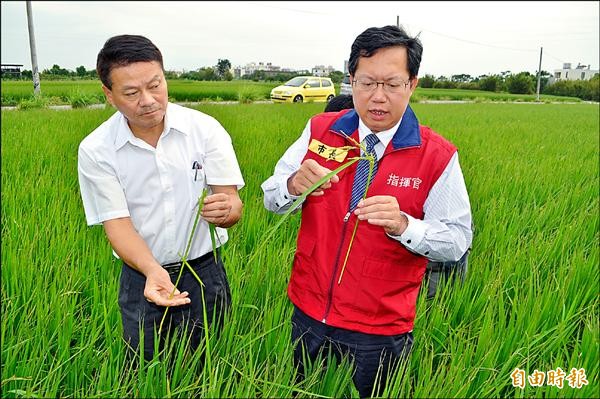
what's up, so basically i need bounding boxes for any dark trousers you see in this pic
[291,306,413,398]
[118,250,231,361]
[424,250,469,299]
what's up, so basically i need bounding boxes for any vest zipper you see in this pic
[322,211,352,323]
[318,133,420,324]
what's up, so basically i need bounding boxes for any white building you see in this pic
[234,62,282,78]
[311,65,335,77]
[553,63,598,81]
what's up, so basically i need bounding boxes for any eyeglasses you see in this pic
[352,78,411,94]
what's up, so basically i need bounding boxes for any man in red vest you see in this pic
[262,25,472,397]
[324,94,472,301]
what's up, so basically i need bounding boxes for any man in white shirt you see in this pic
[78,35,244,361]
[262,26,472,397]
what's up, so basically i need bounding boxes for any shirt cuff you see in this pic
[387,212,426,251]
[275,177,303,209]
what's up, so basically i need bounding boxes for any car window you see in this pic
[321,80,332,87]
[306,79,321,88]
[285,77,308,87]
[342,75,350,84]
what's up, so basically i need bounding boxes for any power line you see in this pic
[544,51,568,64]
[422,28,539,53]
[417,27,586,70]
[416,26,595,68]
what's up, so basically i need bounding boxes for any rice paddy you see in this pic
[1,102,598,398]
[0,79,583,106]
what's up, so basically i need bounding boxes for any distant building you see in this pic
[311,65,335,77]
[1,64,23,78]
[343,60,349,74]
[553,63,598,81]
[234,61,310,78]
[234,61,282,78]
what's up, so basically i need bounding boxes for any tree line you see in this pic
[419,71,599,101]
[3,60,598,101]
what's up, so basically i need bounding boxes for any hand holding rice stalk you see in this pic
[158,189,217,351]
[337,134,376,284]
[251,135,377,286]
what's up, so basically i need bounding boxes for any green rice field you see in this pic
[0,79,583,106]
[1,102,598,398]
[0,80,276,105]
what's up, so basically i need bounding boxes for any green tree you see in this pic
[537,70,552,92]
[419,74,435,88]
[433,75,457,89]
[216,59,231,79]
[180,70,197,80]
[45,64,70,76]
[164,70,180,80]
[451,73,472,83]
[199,67,218,81]
[478,74,501,92]
[272,72,297,82]
[248,70,266,81]
[543,74,599,101]
[506,72,535,94]
[76,65,87,77]
[328,70,344,84]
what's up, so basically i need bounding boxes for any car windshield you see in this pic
[285,77,308,87]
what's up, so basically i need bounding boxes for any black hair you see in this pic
[324,94,354,112]
[96,34,163,89]
[348,25,423,79]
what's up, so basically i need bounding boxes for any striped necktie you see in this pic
[349,134,379,210]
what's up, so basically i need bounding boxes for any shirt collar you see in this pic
[358,117,400,149]
[330,106,421,150]
[113,102,189,150]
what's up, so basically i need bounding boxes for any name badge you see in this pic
[308,139,351,162]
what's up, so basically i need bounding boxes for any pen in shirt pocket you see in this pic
[192,161,202,181]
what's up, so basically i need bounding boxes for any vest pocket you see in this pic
[361,258,424,282]
[290,237,325,301]
[291,237,316,283]
[346,259,421,320]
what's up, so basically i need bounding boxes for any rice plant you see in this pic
[1,102,598,398]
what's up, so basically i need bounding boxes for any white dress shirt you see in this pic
[78,102,245,264]
[261,117,472,262]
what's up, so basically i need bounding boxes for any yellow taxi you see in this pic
[270,76,336,103]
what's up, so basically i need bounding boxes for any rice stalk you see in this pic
[158,188,212,334]
[336,132,376,284]
[248,157,361,266]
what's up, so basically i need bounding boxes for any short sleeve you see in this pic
[77,143,130,225]
[203,118,245,189]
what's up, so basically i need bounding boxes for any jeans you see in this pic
[291,306,413,398]
[118,251,231,361]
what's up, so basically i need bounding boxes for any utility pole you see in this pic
[26,1,41,96]
[396,15,399,27]
[536,46,543,102]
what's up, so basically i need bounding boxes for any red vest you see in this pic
[288,107,457,335]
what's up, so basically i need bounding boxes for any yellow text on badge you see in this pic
[308,139,351,162]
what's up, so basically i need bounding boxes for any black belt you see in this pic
[162,249,220,276]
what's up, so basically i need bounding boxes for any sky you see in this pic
[1,1,599,78]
